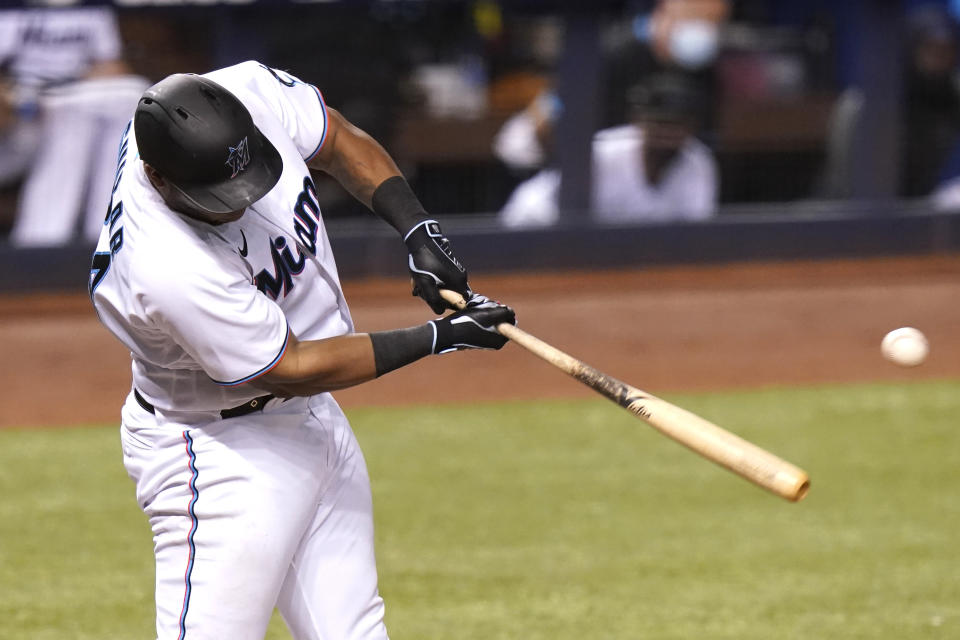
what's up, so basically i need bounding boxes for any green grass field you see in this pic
[2,380,959,639]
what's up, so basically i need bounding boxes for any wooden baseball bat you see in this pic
[441,289,810,502]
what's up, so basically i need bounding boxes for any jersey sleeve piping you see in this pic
[211,323,290,386]
[304,85,329,162]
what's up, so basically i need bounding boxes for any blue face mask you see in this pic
[668,19,720,69]
[633,15,720,70]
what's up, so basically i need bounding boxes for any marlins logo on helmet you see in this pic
[226,136,251,178]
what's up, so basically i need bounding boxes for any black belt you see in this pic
[134,388,275,420]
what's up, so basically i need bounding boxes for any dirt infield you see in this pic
[1,255,958,428]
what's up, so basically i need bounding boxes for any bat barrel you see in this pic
[626,396,810,502]
[505,322,811,501]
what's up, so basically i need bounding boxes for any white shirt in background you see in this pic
[0,7,121,90]
[500,124,718,227]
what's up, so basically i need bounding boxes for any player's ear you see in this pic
[143,163,166,189]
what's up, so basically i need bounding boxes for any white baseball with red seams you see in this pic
[881,327,930,367]
[91,61,387,639]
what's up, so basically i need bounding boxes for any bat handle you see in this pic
[439,289,519,338]
[439,288,469,310]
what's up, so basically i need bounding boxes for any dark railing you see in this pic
[2,199,957,294]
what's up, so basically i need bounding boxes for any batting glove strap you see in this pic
[429,298,515,354]
[404,219,470,314]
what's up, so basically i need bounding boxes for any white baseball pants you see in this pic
[119,392,389,640]
[10,75,148,247]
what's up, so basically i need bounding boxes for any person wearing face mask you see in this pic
[636,0,724,70]
[602,0,728,130]
[492,0,728,175]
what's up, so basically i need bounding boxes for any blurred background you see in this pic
[1,0,960,287]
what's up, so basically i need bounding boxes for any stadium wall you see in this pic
[1,202,958,293]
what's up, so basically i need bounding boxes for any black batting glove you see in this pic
[404,219,471,314]
[429,294,516,354]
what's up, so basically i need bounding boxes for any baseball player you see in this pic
[0,6,147,246]
[89,61,515,640]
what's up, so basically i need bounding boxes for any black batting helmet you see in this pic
[134,74,283,214]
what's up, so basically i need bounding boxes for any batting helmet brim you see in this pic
[169,127,284,215]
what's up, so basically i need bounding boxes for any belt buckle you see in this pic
[220,394,274,420]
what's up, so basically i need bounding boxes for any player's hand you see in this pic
[430,294,515,353]
[404,219,470,314]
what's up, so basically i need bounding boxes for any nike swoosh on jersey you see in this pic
[238,229,249,257]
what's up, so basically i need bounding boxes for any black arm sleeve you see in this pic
[370,176,429,235]
[368,324,435,377]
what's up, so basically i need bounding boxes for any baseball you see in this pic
[881,327,929,367]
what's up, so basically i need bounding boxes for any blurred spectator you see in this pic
[499,72,717,227]
[0,6,148,246]
[822,3,960,200]
[902,3,960,198]
[492,0,729,175]
[488,14,564,172]
[643,0,728,66]
[491,88,560,172]
[603,0,729,129]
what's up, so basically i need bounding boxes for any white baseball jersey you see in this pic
[0,8,122,90]
[91,61,353,414]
